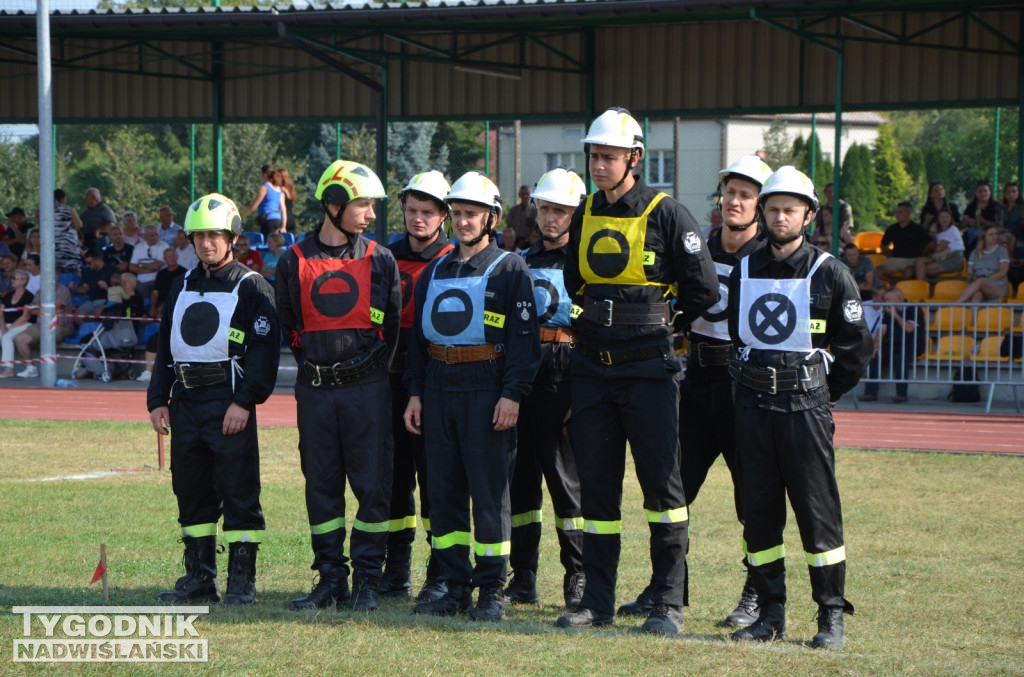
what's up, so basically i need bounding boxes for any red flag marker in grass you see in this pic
[90,543,109,601]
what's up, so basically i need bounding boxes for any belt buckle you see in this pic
[443,345,457,365]
[176,362,193,388]
[598,350,613,366]
[310,363,324,387]
[600,299,614,327]
[766,365,778,395]
[696,344,708,368]
[798,365,812,391]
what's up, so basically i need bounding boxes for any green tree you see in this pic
[0,135,40,216]
[432,122,485,181]
[791,132,834,190]
[761,117,795,168]
[841,143,878,233]
[901,146,927,208]
[93,126,163,222]
[872,124,912,225]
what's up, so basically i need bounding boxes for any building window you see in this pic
[546,153,585,172]
[646,150,674,188]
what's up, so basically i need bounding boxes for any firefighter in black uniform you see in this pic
[555,108,719,635]
[404,171,541,622]
[277,160,402,613]
[505,167,587,609]
[727,166,872,649]
[618,156,773,626]
[148,193,279,606]
[381,171,454,601]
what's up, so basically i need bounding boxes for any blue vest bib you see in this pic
[530,268,571,327]
[423,251,509,345]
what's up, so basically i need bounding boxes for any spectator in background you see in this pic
[842,242,879,296]
[24,254,41,295]
[877,202,933,285]
[116,271,146,318]
[157,206,183,248]
[861,287,926,403]
[955,224,1010,303]
[914,208,964,281]
[702,207,723,240]
[242,164,287,236]
[506,185,538,249]
[54,189,84,273]
[1008,201,1024,293]
[499,228,521,254]
[961,180,1002,254]
[103,225,134,273]
[0,254,18,295]
[260,233,285,283]
[121,211,144,246]
[20,226,40,265]
[173,230,200,270]
[149,248,186,319]
[73,249,117,316]
[809,232,832,252]
[4,207,32,258]
[128,225,169,298]
[1,269,34,378]
[234,234,264,274]
[106,273,126,306]
[279,169,298,233]
[13,280,73,378]
[814,182,854,245]
[1000,181,1023,245]
[919,182,961,232]
[80,188,116,248]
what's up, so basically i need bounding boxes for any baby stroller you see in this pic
[71,316,138,382]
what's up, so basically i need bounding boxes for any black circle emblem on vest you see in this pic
[430,289,474,337]
[180,301,220,347]
[701,272,732,323]
[399,270,415,313]
[748,293,797,345]
[586,228,630,279]
[534,278,559,324]
[311,271,359,318]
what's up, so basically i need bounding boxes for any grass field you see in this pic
[0,418,1022,676]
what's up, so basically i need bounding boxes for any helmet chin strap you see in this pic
[608,148,639,193]
[460,212,495,249]
[190,232,234,271]
[322,198,360,241]
[410,223,443,243]
[541,229,570,243]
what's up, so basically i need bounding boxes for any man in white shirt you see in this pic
[174,230,201,270]
[129,225,169,297]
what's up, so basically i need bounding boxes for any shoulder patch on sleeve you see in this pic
[842,299,863,324]
[254,316,272,336]
[683,231,702,254]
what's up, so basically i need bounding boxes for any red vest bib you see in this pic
[396,244,454,329]
[295,239,381,332]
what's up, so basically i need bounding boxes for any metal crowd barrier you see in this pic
[856,300,1024,413]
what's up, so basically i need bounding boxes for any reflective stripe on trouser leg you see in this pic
[223,529,264,544]
[181,523,218,538]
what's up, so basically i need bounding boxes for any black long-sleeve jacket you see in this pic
[728,239,873,411]
[564,177,719,351]
[385,231,453,360]
[404,240,541,403]
[146,259,280,412]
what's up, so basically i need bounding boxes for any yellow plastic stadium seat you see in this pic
[935,259,968,280]
[867,253,886,268]
[928,306,970,333]
[926,335,975,362]
[973,307,1013,334]
[1011,285,1024,304]
[971,336,1009,363]
[930,280,968,302]
[855,231,884,254]
[896,280,930,303]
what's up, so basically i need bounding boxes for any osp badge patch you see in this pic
[842,299,863,324]
[683,231,702,254]
[254,316,272,336]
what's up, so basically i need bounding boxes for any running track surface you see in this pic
[1,388,1021,455]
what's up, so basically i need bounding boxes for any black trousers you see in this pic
[170,396,264,539]
[679,373,743,519]
[423,385,515,589]
[509,379,583,576]
[569,353,688,615]
[735,398,847,608]
[295,377,394,578]
[388,372,432,550]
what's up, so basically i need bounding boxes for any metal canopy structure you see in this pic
[0,1,1023,124]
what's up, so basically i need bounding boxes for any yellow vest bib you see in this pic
[578,192,668,287]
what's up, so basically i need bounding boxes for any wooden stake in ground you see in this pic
[89,543,109,601]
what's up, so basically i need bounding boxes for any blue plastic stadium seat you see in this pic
[242,231,265,247]
[281,232,296,247]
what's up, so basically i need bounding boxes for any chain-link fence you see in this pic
[1,108,1019,244]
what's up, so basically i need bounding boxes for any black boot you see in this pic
[503,569,540,605]
[617,586,653,617]
[380,542,413,598]
[811,602,853,650]
[723,572,760,627]
[157,536,220,603]
[350,571,380,612]
[563,572,585,609]
[290,564,350,610]
[555,607,615,629]
[641,604,684,635]
[469,585,506,622]
[731,602,787,642]
[415,554,448,603]
[223,543,258,606]
[413,583,472,616]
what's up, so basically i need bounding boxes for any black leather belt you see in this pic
[305,343,389,386]
[728,360,827,395]
[692,342,735,368]
[174,362,229,389]
[579,344,667,367]
[579,299,674,327]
